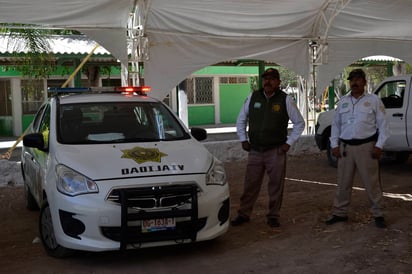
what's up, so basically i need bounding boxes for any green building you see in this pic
[0,35,262,136]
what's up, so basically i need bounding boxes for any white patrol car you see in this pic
[21,86,230,257]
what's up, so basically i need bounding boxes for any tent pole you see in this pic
[258,61,265,89]
[328,84,335,110]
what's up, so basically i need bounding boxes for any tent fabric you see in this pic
[0,0,134,66]
[0,0,132,28]
[144,0,412,98]
[316,39,412,89]
[0,34,111,55]
[144,0,320,97]
[144,34,309,97]
[2,0,412,98]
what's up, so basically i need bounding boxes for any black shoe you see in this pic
[267,218,280,227]
[231,215,250,226]
[375,217,387,228]
[325,215,348,225]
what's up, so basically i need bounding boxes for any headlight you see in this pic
[206,158,227,186]
[56,165,98,196]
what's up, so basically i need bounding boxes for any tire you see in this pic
[326,141,337,168]
[39,200,75,258]
[24,182,39,210]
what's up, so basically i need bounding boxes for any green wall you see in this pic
[1,62,121,78]
[219,83,251,124]
[0,67,20,76]
[22,115,35,131]
[189,66,256,126]
[188,105,215,126]
[0,116,13,136]
[194,66,258,75]
[0,64,257,134]
[0,116,34,136]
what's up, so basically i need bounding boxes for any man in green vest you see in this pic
[231,68,305,227]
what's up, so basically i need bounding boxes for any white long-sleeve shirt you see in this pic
[330,93,389,149]
[236,92,305,146]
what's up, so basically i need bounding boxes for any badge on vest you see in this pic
[272,104,281,112]
[254,102,262,108]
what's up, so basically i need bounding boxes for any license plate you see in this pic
[141,218,176,233]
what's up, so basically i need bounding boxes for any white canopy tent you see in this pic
[2,0,412,99]
[1,0,133,66]
[143,0,412,98]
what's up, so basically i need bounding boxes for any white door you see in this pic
[375,79,410,150]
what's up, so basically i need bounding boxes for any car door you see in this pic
[22,104,45,200]
[375,79,410,149]
[23,104,51,204]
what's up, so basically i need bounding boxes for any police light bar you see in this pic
[48,87,92,93]
[47,86,152,96]
[115,86,151,95]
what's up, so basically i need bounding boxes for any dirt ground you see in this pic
[1,152,411,274]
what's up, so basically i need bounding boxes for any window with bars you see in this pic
[21,79,45,115]
[186,77,213,104]
[220,77,248,84]
[47,79,66,88]
[102,78,121,87]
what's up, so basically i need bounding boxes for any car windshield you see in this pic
[58,101,190,144]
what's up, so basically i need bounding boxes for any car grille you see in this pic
[105,184,201,249]
[106,185,197,209]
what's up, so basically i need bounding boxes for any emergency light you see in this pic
[47,86,151,96]
[115,86,151,95]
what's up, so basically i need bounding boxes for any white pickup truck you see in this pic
[315,74,412,166]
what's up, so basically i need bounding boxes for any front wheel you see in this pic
[39,200,75,258]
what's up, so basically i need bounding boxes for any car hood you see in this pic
[54,140,213,180]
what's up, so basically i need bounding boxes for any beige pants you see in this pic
[238,147,286,219]
[332,141,384,218]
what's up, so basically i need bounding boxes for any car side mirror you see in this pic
[190,127,207,141]
[23,133,47,152]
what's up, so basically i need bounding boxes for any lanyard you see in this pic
[350,94,364,113]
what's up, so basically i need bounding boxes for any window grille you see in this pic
[21,79,45,115]
[220,77,248,84]
[186,77,213,104]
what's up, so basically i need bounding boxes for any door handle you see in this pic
[392,113,403,117]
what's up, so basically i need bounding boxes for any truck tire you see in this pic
[326,141,338,168]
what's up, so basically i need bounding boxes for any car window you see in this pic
[376,80,406,109]
[31,104,47,132]
[58,102,190,144]
[37,105,51,148]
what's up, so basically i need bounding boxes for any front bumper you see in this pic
[49,176,230,252]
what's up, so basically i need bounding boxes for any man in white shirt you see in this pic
[326,68,390,228]
[231,68,305,228]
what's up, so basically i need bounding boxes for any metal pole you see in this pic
[61,44,99,88]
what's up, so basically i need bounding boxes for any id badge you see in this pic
[348,115,355,124]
